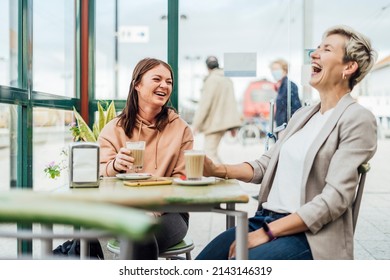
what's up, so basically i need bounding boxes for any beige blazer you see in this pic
[249,94,377,259]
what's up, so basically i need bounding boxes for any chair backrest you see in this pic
[0,190,158,259]
[352,163,370,233]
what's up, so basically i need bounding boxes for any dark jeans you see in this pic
[196,209,313,260]
[133,212,188,260]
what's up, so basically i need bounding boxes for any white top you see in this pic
[262,108,334,213]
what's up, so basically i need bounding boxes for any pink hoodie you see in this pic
[98,109,194,177]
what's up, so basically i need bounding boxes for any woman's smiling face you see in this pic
[310,34,348,91]
[135,64,173,109]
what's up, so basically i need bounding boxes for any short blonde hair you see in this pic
[323,25,377,90]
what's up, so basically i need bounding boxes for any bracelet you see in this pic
[263,222,277,241]
[222,164,228,180]
[112,158,121,173]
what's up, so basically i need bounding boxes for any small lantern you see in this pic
[69,142,100,188]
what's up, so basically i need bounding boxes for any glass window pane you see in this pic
[0,103,17,191]
[179,0,302,125]
[95,0,168,100]
[179,0,390,131]
[33,108,73,191]
[0,0,19,87]
[33,0,75,96]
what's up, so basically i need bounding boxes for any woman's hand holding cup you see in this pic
[114,147,135,172]
[203,156,217,177]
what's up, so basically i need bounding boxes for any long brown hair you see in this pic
[117,58,175,137]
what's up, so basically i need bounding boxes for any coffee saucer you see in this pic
[116,173,152,180]
[173,177,216,186]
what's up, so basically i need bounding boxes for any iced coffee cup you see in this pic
[184,150,205,180]
[126,141,145,171]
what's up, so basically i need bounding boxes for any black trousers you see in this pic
[133,212,188,260]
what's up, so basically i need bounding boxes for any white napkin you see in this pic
[72,148,98,182]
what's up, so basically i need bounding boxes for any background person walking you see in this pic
[192,56,242,163]
[270,58,302,128]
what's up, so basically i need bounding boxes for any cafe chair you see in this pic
[352,163,370,233]
[0,190,158,260]
[159,235,195,260]
[106,234,195,260]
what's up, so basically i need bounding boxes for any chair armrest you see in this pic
[353,162,371,233]
[358,163,370,174]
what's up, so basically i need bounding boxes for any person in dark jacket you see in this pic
[270,59,302,127]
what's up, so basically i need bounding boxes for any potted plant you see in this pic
[44,101,116,179]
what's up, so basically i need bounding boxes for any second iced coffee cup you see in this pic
[184,150,205,180]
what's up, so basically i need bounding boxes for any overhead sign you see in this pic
[118,26,149,43]
[224,52,257,77]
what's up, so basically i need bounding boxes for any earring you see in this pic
[342,73,346,80]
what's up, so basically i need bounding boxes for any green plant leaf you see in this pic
[106,101,117,124]
[97,101,106,132]
[93,121,99,139]
[73,107,97,142]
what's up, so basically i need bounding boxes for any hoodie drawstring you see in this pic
[136,119,161,170]
[154,130,161,169]
[137,120,142,141]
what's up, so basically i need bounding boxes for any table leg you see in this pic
[119,237,134,260]
[40,224,53,258]
[226,203,236,229]
[213,208,248,260]
[80,228,88,259]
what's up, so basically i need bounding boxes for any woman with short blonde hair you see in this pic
[197,25,377,260]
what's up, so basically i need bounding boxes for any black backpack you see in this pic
[53,239,104,259]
